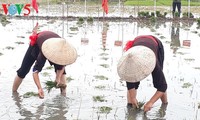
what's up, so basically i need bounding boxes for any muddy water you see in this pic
[0,19,200,120]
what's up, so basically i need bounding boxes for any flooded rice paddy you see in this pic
[0,17,200,120]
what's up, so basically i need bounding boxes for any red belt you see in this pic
[124,35,158,51]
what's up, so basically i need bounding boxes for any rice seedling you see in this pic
[23,92,38,98]
[44,80,57,93]
[99,53,109,56]
[94,75,108,80]
[184,58,195,62]
[99,106,112,114]
[128,101,145,111]
[67,76,74,82]
[41,72,51,77]
[138,101,145,109]
[182,82,192,88]
[0,52,3,56]
[95,85,106,90]
[194,67,200,70]
[5,46,14,50]
[101,57,109,61]
[15,41,24,44]
[99,64,109,68]
[93,95,107,102]
[45,66,54,70]
[70,26,79,31]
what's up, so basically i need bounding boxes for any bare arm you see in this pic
[144,91,166,112]
[128,88,139,108]
[33,72,44,99]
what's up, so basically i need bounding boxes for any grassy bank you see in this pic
[124,0,200,6]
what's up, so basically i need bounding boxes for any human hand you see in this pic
[38,88,44,99]
[143,101,153,112]
[131,98,139,109]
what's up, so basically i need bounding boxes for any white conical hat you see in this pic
[42,38,77,65]
[117,46,156,83]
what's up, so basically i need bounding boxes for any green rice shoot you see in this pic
[44,80,57,93]
[23,92,38,98]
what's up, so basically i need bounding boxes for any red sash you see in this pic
[124,35,158,51]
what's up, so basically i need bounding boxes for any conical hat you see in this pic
[42,38,77,65]
[117,46,156,83]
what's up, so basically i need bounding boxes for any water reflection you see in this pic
[127,103,168,120]
[1,19,200,120]
[43,95,69,119]
[127,108,148,120]
[170,20,181,55]
[102,21,108,49]
[12,92,69,119]
[81,23,89,45]
[12,92,45,119]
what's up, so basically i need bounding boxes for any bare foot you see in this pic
[56,83,67,88]
[60,86,66,96]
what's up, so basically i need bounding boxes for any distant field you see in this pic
[124,0,200,6]
[1,0,200,6]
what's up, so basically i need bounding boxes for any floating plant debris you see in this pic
[23,92,38,98]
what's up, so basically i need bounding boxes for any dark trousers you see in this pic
[172,2,181,17]
[17,45,66,78]
[17,45,36,78]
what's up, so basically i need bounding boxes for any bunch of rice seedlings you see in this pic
[138,101,145,109]
[44,80,57,93]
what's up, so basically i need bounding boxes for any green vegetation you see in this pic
[5,46,14,50]
[23,92,38,98]
[94,75,108,80]
[99,64,109,68]
[95,85,106,89]
[99,106,112,114]
[67,76,74,82]
[197,18,200,25]
[93,95,107,102]
[182,82,192,88]
[124,0,200,6]
[45,66,54,70]
[44,80,57,93]
[41,72,51,77]
[1,0,200,6]
[87,17,94,23]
